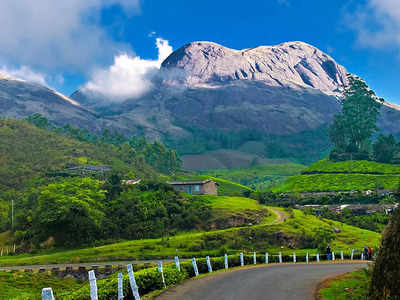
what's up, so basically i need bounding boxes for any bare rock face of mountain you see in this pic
[0,73,101,130]
[161,41,348,96]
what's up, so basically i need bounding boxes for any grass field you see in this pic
[272,173,400,193]
[201,162,306,190]
[318,269,369,300]
[272,159,400,192]
[0,271,84,300]
[304,159,400,174]
[0,204,380,267]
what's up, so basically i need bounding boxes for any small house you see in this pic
[167,179,218,195]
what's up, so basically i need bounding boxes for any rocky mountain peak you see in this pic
[161,41,348,96]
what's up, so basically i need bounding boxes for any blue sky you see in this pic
[1,0,399,103]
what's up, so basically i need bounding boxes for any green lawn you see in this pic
[0,207,380,267]
[272,158,400,192]
[304,159,400,174]
[201,162,306,190]
[319,269,369,300]
[0,271,84,300]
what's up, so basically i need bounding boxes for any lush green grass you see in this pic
[0,271,84,300]
[272,173,400,193]
[319,269,369,300]
[0,207,380,267]
[201,162,306,190]
[304,159,400,174]
[272,159,400,192]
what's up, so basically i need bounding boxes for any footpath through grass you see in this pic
[318,269,369,300]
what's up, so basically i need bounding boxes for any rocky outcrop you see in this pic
[161,41,348,96]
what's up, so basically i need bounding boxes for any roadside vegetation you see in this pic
[0,271,84,300]
[318,269,370,300]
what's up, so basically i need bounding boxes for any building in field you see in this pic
[167,179,218,195]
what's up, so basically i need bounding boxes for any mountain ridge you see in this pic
[1,41,400,169]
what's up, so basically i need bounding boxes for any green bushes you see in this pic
[64,266,186,300]
[61,252,360,299]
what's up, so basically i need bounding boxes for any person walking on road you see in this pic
[368,246,373,260]
[326,245,332,261]
[364,246,369,260]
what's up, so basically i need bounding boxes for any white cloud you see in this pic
[347,0,400,50]
[0,66,47,86]
[0,0,141,73]
[277,0,290,7]
[84,38,173,101]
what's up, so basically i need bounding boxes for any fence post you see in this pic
[240,252,244,267]
[224,254,229,270]
[1,248,2,256]
[127,264,141,300]
[341,251,344,260]
[206,256,213,273]
[41,288,55,300]
[158,261,166,288]
[265,253,269,264]
[174,256,181,272]
[332,252,335,261]
[88,270,98,300]
[118,272,124,300]
[361,253,364,260]
[316,253,320,262]
[306,253,309,264]
[351,249,354,261]
[293,253,296,263]
[192,258,199,276]
[253,252,257,265]
[278,252,282,264]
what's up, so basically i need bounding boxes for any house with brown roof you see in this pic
[167,179,218,195]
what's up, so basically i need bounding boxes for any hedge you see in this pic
[61,252,360,299]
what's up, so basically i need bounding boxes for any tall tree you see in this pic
[329,75,382,158]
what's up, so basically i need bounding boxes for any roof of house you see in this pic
[167,179,214,185]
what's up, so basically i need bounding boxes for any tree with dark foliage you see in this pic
[369,208,400,299]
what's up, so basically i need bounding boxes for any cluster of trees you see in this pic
[249,189,400,208]
[12,177,213,248]
[26,114,181,175]
[305,206,390,233]
[329,75,400,163]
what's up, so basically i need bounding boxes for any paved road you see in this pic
[156,263,367,300]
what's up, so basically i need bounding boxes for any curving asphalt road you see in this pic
[156,263,367,300]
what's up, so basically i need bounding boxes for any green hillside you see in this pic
[272,159,400,193]
[0,118,161,193]
[0,202,380,267]
[201,162,306,190]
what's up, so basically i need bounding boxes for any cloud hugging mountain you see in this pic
[1,41,400,169]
